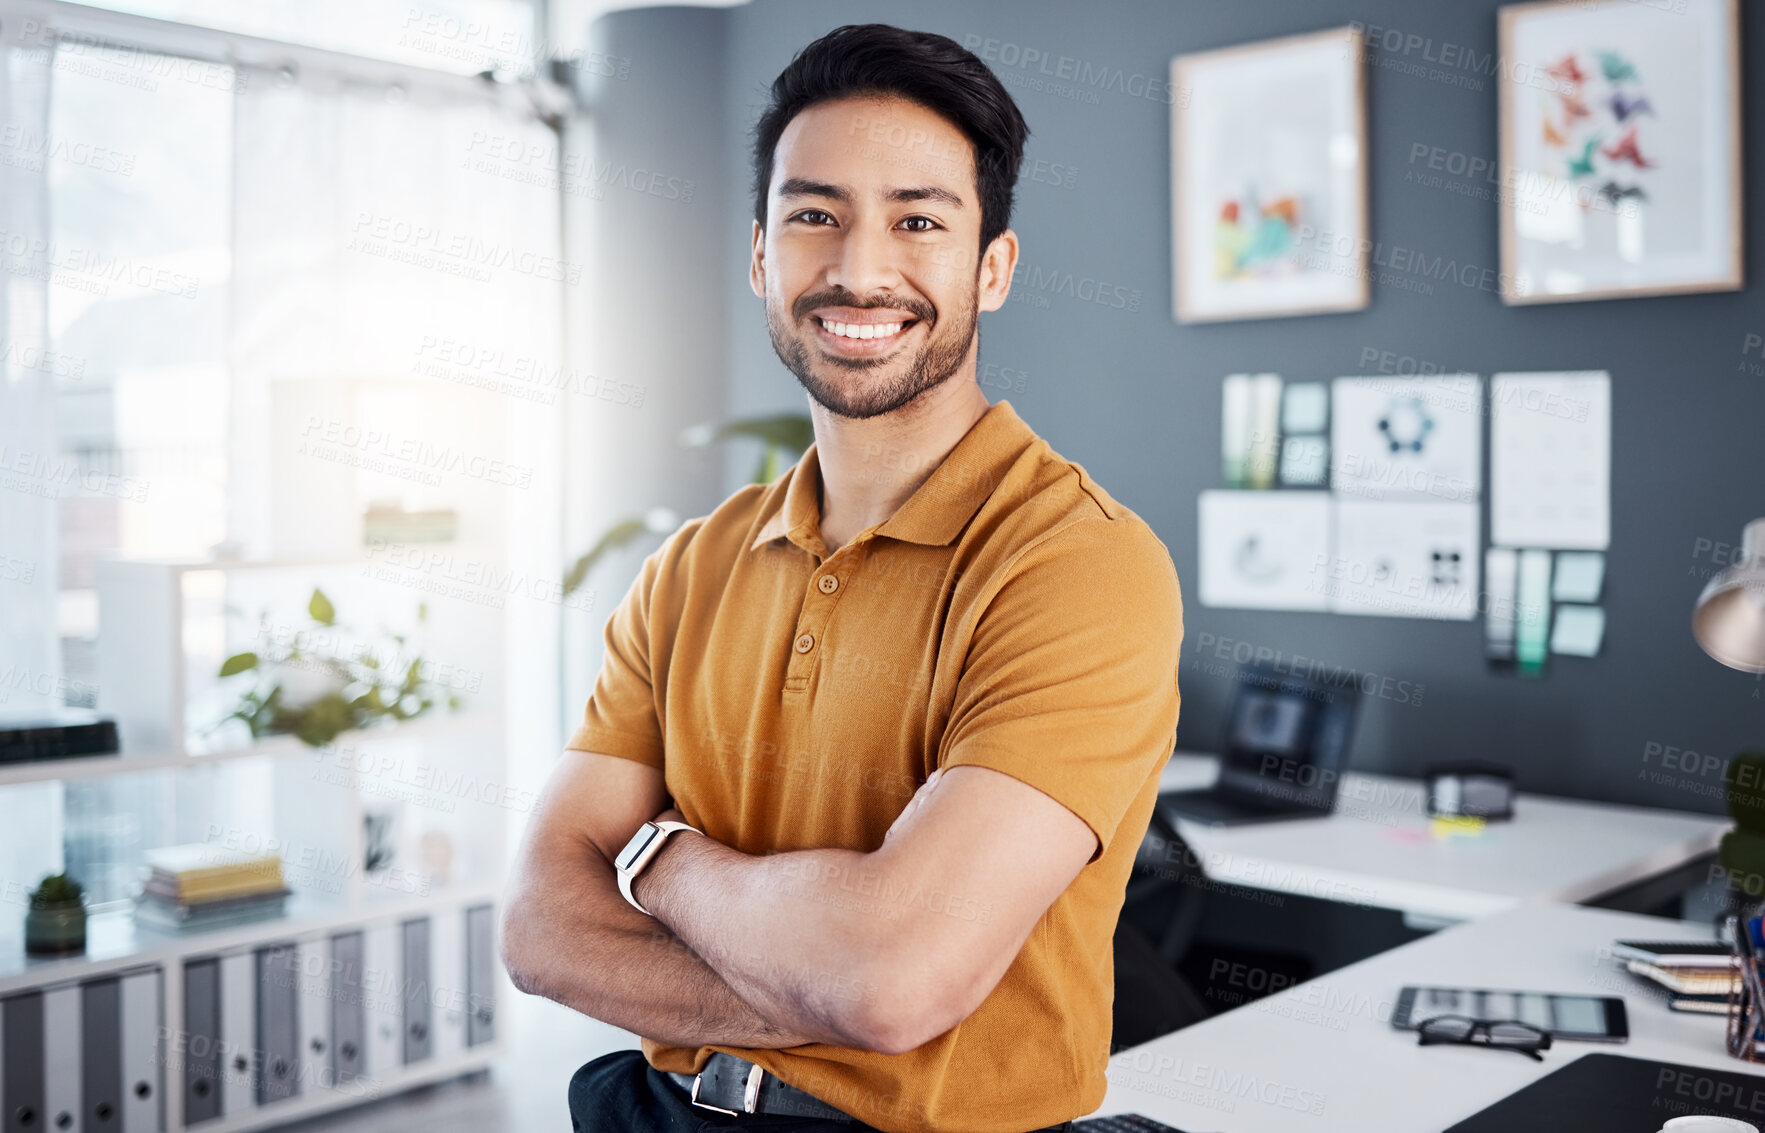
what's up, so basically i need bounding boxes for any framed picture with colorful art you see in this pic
[1171,26,1369,324]
[1498,0,1742,304]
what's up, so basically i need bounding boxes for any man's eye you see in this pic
[794,210,835,225]
[899,216,940,233]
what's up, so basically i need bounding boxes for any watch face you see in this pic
[615,824,659,871]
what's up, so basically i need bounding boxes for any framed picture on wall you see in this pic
[1171,26,1369,324]
[1497,0,1742,304]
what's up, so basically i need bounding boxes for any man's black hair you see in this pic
[751,24,1030,253]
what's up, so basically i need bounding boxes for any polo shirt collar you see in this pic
[748,399,1034,553]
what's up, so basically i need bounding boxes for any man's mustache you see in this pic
[792,290,936,325]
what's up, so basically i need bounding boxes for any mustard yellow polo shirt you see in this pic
[567,398,1182,1132]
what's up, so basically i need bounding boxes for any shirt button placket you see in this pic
[786,567,844,691]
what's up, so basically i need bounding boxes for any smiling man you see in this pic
[502,23,1182,1133]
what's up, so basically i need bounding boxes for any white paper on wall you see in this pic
[1198,490,1331,611]
[1330,375,1483,504]
[1325,499,1482,620]
[1491,372,1611,550]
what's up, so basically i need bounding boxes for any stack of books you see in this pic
[135,844,291,932]
[1617,942,1741,1015]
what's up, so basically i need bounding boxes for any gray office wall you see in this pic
[590,0,1765,812]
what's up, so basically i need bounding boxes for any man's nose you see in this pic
[826,222,903,296]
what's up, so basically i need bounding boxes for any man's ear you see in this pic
[976,229,1019,314]
[749,219,766,299]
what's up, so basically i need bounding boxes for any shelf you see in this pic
[0,879,500,996]
[194,1047,502,1133]
[0,711,492,788]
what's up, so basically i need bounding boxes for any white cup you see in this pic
[1660,1118,1761,1133]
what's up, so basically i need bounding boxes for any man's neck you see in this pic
[811,376,992,554]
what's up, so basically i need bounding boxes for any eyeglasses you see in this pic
[1416,1015,1553,1061]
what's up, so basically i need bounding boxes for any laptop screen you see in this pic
[1215,666,1360,811]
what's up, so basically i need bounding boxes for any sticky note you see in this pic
[1552,551,1605,603]
[1517,549,1553,675]
[1550,605,1606,657]
[1282,381,1329,434]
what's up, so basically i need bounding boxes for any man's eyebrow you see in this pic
[884,185,965,209]
[778,177,851,202]
[776,178,966,210]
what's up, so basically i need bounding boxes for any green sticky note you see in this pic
[1516,550,1552,676]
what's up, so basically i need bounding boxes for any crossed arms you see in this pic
[499,748,1098,1055]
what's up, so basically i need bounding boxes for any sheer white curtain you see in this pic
[0,37,65,901]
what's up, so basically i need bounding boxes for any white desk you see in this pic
[1091,903,1755,1131]
[1160,754,1729,924]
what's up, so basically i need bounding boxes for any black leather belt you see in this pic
[664,1051,1076,1130]
[666,1051,856,1121]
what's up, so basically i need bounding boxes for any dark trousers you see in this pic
[567,1049,1075,1133]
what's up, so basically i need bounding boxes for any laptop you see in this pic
[1159,664,1360,827]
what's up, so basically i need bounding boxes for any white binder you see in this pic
[430,909,466,1063]
[362,923,402,1079]
[295,938,332,1096]
[218,951,255,1115]
[43,983,83,1133]
[118,969,162,1133]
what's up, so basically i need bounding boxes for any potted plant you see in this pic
[25,872,88,956]
[215,588,460,748]
[561,412,813,598]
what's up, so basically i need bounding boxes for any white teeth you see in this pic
[820,318,906,341]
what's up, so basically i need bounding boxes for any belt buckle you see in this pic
[688,1063,766,1115]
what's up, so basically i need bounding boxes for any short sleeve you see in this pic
[940,517,1182,864]
[564,541,670,770]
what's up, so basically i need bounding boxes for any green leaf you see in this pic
[219,652,259,677]
[562,516,655,597]
[309,588,336,626]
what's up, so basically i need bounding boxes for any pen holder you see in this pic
[1723,913,1765,1062]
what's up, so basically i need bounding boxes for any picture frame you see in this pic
[1497,0,1742,304]
[1171,26,1369,324]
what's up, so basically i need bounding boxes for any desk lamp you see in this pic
[1694,518,1765,673]
[1695,518,1765,909]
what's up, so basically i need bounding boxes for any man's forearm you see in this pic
[634,831,898,1050]
[502,840,821,1049]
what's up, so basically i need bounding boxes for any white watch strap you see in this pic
[619,820,698,917]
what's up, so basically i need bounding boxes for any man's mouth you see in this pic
[814,315,917,341]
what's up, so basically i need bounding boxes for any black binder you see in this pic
[401,918,432,1065]
[255,945,300,1104]
[182,959,221,1125]
[3,992,45,1133]
[330,931,367,1086]
[83,977,124,1130]
[465,904,497,1047]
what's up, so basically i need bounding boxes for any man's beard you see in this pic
[766,284,977,420]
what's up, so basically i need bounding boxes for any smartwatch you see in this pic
[614,819,698,916]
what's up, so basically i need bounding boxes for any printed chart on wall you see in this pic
[1491,372,1611,550]
[1198,490,1330,611]
[1488,371,1613,671]
[1324,376,1483,620]
[1330,376,1482,504]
